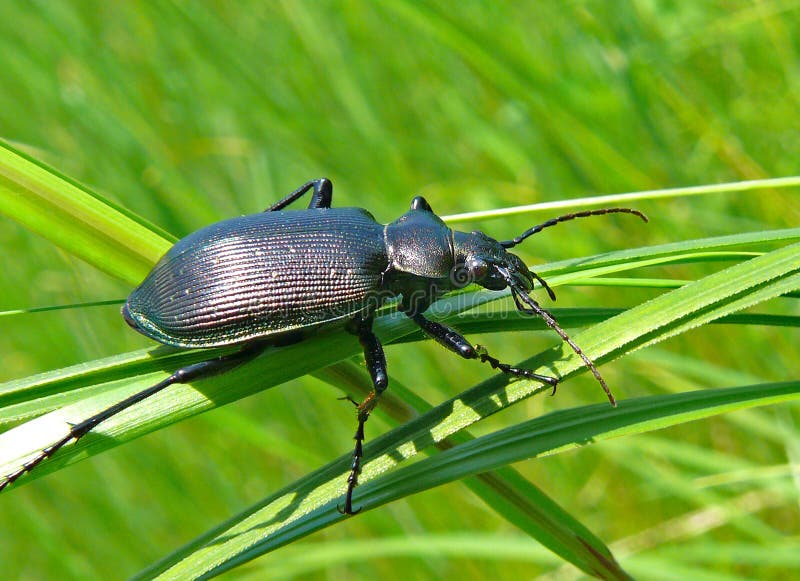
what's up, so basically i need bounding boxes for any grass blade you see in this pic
[0,139,172,285]
[131,242,800,578]
[141,379,800,579]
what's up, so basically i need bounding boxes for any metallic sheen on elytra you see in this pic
[124,208,387,347]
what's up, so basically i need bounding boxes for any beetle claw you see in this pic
[337,503,362,516]
[338,394,359,408]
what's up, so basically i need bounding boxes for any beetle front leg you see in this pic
[340,315,388,515]
[409,313,558,389]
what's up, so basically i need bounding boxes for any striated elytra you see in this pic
[1,178,647,514]
[123,206,388,347]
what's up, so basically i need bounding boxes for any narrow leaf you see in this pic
[134,243,800,578]
[0,139,172,285]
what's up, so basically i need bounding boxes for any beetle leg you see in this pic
[410,196,433,212]
[339,315,388,515]
[0,343,267,493]
[409,313,559,387]
[264,178,333,211]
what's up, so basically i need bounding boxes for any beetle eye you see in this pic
[451,258,488,288]
[467,258,489,281]
[466,257,508,290]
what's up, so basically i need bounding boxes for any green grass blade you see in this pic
[0,315,415,486]
[441,176,800,223]
[0,139,172,285]
[538,227,800,282]
[130,242,799,578]
[142,380,800,580]
[315,361,629,580]
[364,381,800,506]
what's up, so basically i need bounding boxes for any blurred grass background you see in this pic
[1,1,798,579]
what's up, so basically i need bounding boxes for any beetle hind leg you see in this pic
[0,342,267,493]
[339,315,388,515]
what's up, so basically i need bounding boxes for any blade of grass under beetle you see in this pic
[0,237,725,486]
[0,311,416,487]
[315,361,629,580]
[143,380,800,580]
[0,289,494,487]
[3,234,796,493]
[0,139,173,285]
[134,242,799,579]
[354,381,800,531]
[0,347,243,427]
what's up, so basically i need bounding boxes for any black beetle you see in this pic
[0,178,646,513]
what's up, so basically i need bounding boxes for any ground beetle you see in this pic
[0,178,647,513]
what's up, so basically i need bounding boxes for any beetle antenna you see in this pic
[500,208,647,249]
[497,265,616,406]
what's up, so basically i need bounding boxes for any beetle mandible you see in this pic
[0,178,647,513]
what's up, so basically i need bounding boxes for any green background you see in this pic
[1,2,798,579]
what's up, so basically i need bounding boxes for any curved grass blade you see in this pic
[132,242,800,578]
[356,381,800,530]
[316,361,629,580]
[0,139,173,285]
[142,379,800,579]
[441,176,800,223]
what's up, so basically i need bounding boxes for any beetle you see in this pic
[0,178,647,513]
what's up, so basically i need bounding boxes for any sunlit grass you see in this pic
[1,2,798,579]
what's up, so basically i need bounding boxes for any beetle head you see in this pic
[451,206,649,301]
[451,229,559,309]
[446,206,648,408]
[452,230,532,290]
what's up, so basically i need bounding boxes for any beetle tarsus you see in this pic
[338,394,360,408]
[340,407,370,515]
[474,344,559,387]
[410,313,560,387]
